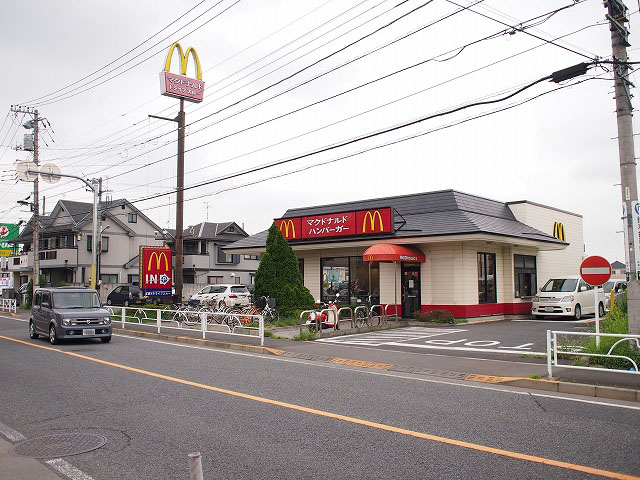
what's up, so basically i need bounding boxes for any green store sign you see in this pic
[0,223,19,256]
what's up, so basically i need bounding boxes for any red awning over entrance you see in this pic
[363,244,425,263]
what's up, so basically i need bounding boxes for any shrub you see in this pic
[24,279,33,307]
[293,330,316,341]
[414,309,457,324]
[254,224,315,316]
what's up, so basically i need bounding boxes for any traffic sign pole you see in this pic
[580,256,612,348]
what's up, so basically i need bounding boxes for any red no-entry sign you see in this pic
[580,256,612,286]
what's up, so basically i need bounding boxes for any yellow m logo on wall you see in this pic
[163,42,203,80]
[279,219,296,238]
[148,251,170,271]
[362,210,383,233]
[553,222,566,241]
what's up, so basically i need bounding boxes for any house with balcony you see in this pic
[8,198,165,298]
[160,222,260,296]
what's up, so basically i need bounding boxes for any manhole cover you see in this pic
[12,433,107,458]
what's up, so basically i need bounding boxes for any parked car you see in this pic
[106,285,147,306]
[602,279,627,311]
[531,276,605,320]
[189,284,251,307]
[29,286,112,344]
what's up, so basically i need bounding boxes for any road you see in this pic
[1,315,639,480]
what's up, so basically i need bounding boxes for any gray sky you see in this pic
[0,0,637,263]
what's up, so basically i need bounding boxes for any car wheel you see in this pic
[107,299,112,305]
[101,336,112,344]
[124,300,130,307]
[598,302,605,318]
[574,304,581,321]
[29,321,38,339]
[49,325,58,345]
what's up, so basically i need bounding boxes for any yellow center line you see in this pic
[2,334,637,480]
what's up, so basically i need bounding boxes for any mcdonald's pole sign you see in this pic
[140,246,173,296]
[160,42,205,103]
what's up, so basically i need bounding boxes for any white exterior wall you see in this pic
[508,202,584,291]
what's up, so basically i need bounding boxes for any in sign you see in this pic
[579,256,611,287]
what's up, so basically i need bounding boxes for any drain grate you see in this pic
[12,433,107,458]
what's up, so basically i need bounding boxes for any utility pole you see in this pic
[605,0,640,334]
[148,99,185,303]
[11,105,40,286]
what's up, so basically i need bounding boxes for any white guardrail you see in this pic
[106,306,265,346]
[546,330,640,378]
[0,299,17,313]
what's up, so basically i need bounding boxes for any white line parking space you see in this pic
[317,327,546,355]
[316,327,466,346]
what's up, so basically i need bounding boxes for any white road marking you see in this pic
[0,421,26,442]
[46,458,95,480]
[317,327,466,346]
[1,316,638,411]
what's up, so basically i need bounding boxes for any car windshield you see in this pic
[209,286,226,293]
[541,279,578,293]
[53,291,101,309]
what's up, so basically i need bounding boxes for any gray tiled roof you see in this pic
[227,189,568,250]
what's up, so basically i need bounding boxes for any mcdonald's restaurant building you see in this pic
[227,190,583,319]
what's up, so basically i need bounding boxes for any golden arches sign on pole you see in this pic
[160,42,205,103]
[163,42,203,80]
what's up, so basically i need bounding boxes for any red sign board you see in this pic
[580,256,611,286]
[159,72,205,103]
[139,246,173,296]
[275,208,393,241]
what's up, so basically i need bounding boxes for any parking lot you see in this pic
[316,317,594,358]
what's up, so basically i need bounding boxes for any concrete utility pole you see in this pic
[11,106,40,286]
[605,0,640,334]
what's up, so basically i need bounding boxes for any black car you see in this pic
[106,285,146,306]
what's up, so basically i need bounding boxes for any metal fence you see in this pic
[106,306,265,346]
[0,299,17,313]
[546,329,640,378]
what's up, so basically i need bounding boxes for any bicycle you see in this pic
[355,295,380,328]
[260,296,279,324]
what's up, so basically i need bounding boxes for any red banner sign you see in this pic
[139,246,173,296]
[275,208,392,241]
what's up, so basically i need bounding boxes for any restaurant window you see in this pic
[514,254,536,298]
[321,257,380,303]
[478,252,497,304]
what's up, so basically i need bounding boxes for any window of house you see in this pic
[320,257,379,303]
[244,255,259,260]
[514,254,536,298]
[227,226,235,232]
[208,276,223,284]
[128,274,139,285]
[250,273,255,285]
[217,247,239,264]
[128,213,137,223]
[87,235,92,252]
[101,274,118,284]
[100,237,109,253]
[478,252,497,304]
[13,257,20,265]
[184,241,199,254]
[234,276,241,284]
[200,241,207,255]
[38,251,57,260]
[183,274,195,284]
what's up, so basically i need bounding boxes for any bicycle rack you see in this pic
[299,310,319,335]
[384,304,398,320]
[371,304,386,325]
[353,306,368,328]
[336,307,353,330]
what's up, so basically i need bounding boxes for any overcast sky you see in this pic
[1,0,638,263]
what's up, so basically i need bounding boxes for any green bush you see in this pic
[581,301,639,370]
[254,224,315,316]
[24,279,33,307]
[293,330,316,341]
[414,309,457,324]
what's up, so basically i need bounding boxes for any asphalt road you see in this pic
[1,315,639,480]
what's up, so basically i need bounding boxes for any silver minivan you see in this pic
[531,276,605,320]
[29,287,112,344]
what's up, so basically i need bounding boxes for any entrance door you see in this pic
[401,263,421,318]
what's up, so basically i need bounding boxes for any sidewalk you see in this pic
[0,437,63,480]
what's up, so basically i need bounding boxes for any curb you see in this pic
[113,328,640,404]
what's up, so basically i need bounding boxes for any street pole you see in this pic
[175,98,185,304]
[91,180,98,290]
[11,105,40,286]
[605,0,640,335]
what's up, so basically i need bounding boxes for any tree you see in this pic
[254,224,314,315]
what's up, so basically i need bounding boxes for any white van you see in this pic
[531,276,605,320]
